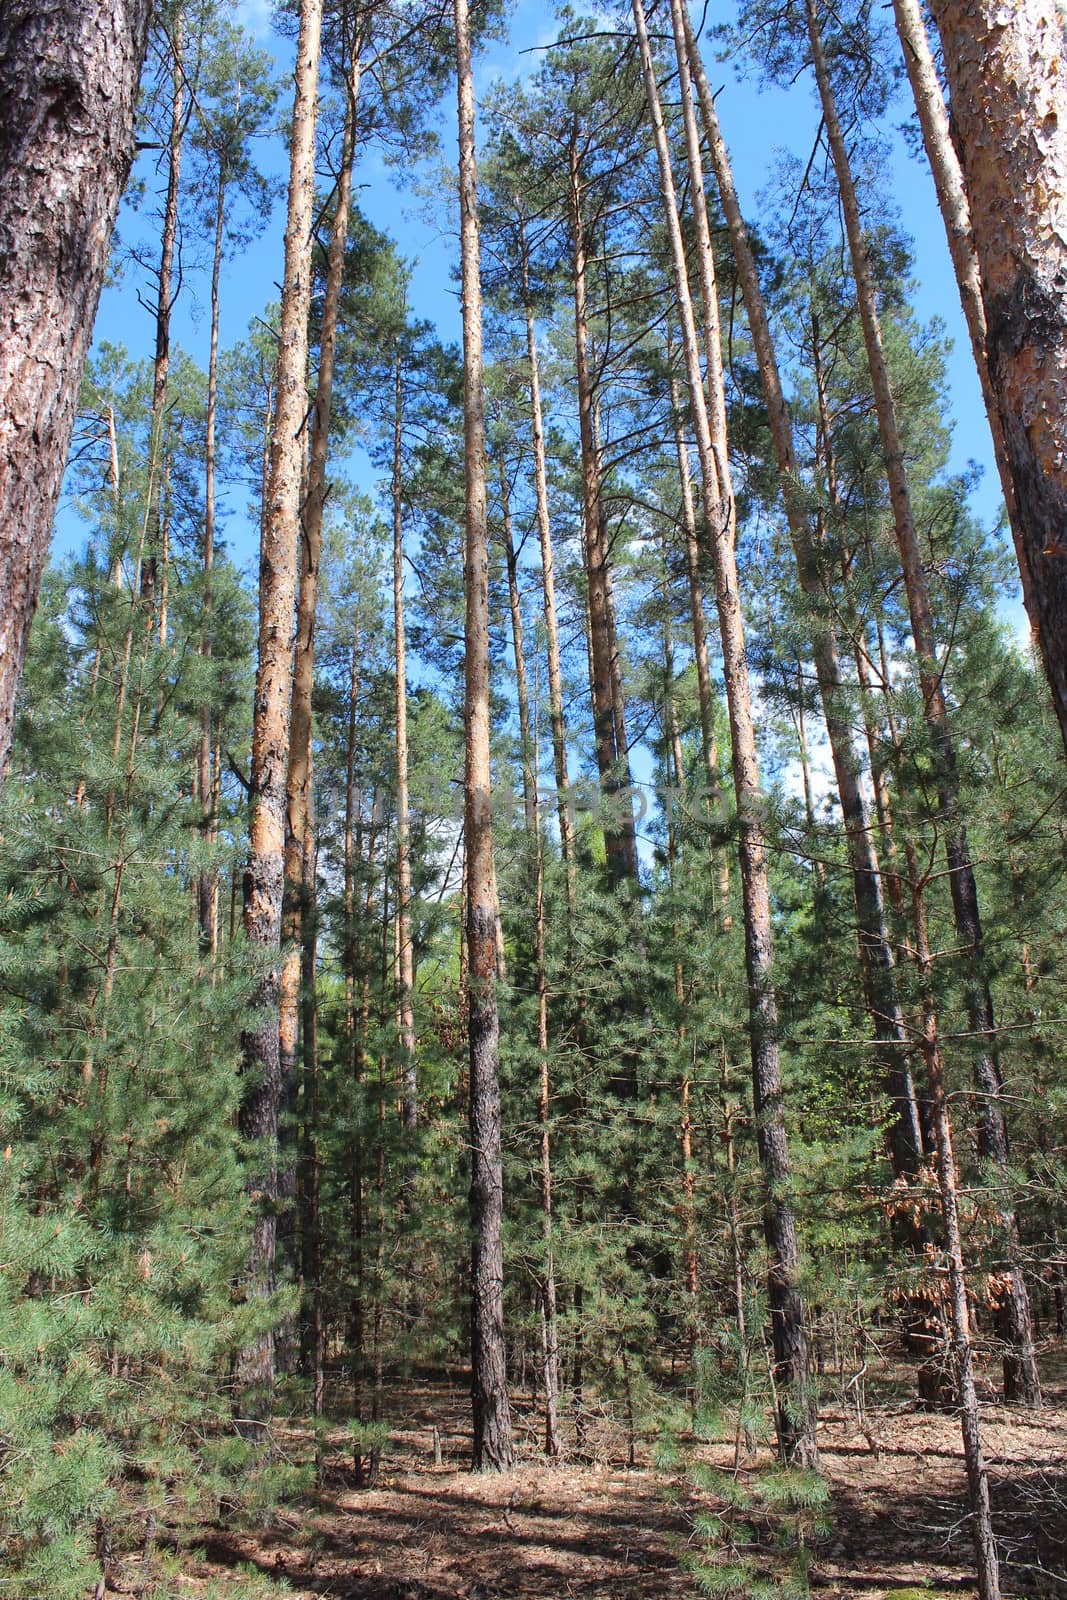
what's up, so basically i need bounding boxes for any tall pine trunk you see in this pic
[279,34,360,1244]
[661,556,700,1357]
[520,223,577,894]
[499,454,536,832]
[145,10,184,638]
[454,0,514,1473]
[199,157,226,954]
[567,131,639,883]
[806,0,1040,1409]
[392,337,418,1133]
[633,0,816,1466]
[927,0,1067,759]
[298,758,324,1416]
[891,0,1038,644]
[906,842,1001,1600]
[680,3,922,1181]
[500,481,561,1457]
[667,357,731,917]
[236,0,324,1425]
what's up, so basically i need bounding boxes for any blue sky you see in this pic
[61,0,1020,639]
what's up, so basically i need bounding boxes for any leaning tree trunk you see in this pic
[806,0,1041,1409]
[906,843,1001,1600]
[567,130,639,884]
[454,0,515,1474]
[667,358,731,917]
[633,0,816,1467]
[927,0,1067,760]
[680,2,923,1184]
[891,0,1038,643]
[236,0,324,1427]
[0,0,153,777]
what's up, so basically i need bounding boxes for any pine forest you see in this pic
[1,1,1066,1596]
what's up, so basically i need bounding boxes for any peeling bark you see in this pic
[929,0,1067,759]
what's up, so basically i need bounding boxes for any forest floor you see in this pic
[177,1351,1067,1600]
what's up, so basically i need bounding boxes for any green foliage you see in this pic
[0,349,272,1595]
[5,1,1064,1590]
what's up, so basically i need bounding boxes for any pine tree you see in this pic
[928,0,1067,758]
[236,0,323,1425]
[0,0,153,774]
[454,0,514,1472]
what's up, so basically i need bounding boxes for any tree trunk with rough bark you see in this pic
[906,842,1001,1600]
[666,358,731,918]
[0,0,153,777]
[806,0,1041,1408]
[499,453,536,833]
[567,132,639,883]
[236,0,324,1426]
[199,156,226,955]
[392,337,418,1133]
[661,557,700,1355]
[892,0,1038,639]
[146,10,184,642]
[298,758,324,1417]
[633,0,816,1467]
[502,492,561,1458]
[682,8,924,1180]
[454,0,514,1473]
[927,0,1067,759]
[278,62,359,1373]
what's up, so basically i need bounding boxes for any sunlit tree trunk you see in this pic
[892,0,1035,634]
[501,495,561,1457]
[806,0,1040,1407]
[666,358,730,917]
[634,0,816,1466]
[520,223,577,897]
[280,35,360,1199]
[454,0,514,1473]
[681,2,922,1182]
[499,453,536,832]
[236,0,324,1426]
[567,130,638,883]
[927,0,1067,759]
